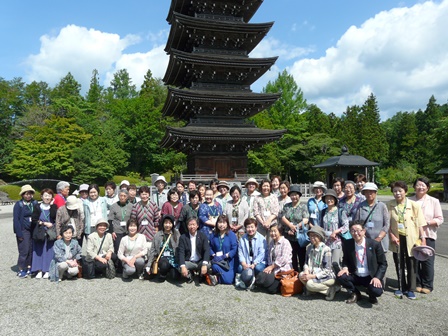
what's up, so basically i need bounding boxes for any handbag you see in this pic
[105,259,116,279]
[212,259,230,272]
[152,234,172,275]
[32,224,47,242]
[46,227,57,241]
[296,222,310,247]
[275,270,303,297]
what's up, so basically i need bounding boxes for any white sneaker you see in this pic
[43,272,49,279]
[35,271,43,279]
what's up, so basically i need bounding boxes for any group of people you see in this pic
[13,174,442,304]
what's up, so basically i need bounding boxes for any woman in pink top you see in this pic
[409,177,443,294]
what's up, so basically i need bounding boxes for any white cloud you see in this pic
[289,0,448,119]
[25,24,168,92]
[250,36,314,61]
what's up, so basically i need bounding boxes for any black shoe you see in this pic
[369,297,378,305]
[186,272,194,284]
[158,275,167,283]
[346,292,361,304]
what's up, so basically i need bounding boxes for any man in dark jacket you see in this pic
[178,218,210,283]
[337,220,388,304]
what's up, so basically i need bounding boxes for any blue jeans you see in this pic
[237,263,266,275]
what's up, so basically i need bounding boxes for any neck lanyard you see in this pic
[219,235,225,251]
[325,209,336,230]
[263,196,271,209]
[311,245,324,269]
[25,201,34,213]
[397,199,407,221]
[208,204,217,216]
[41,208,50,222]
[128,235,137,254]
[121,207,127,221]
[355,243,366,266]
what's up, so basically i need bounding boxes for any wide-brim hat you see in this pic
[217,181,230,190]
[241,268,254,287]
[362,182,378,194]
[79,183,89,192]
[154,175,167,186]
[66,195,79,210]
[307,225,325,241]
[245,178,259,188]
[95,218,109,229]
[312,181,327,193]
[20,184,35,195]
[288,184,302,197]
[412,245,435,261]
[323,189,338,205]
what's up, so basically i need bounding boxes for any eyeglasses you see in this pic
[350,229,364,234]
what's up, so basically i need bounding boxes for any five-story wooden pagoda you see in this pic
[160,0,286,177]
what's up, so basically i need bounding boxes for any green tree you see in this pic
[51,72,82,99]
[86,69,103,104]
[107,69,137,100]
[140,69,166,107]
[6,116,91,179]
[338,105,361,154]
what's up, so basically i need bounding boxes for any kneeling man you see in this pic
[337,220,387,304]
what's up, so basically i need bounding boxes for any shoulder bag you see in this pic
[275,270,303,297]
[152,234,172,275]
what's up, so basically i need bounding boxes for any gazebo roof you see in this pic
[436,169,448,175]
[165,12,273,55]
[313,149,379,168]
[161,87,280,119]
[166,0,264,24]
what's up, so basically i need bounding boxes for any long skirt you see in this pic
[31,238,55,273]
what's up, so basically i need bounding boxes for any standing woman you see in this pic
[255,223,292,294]
[307,181,327,228]
[13,185,38,278]
[338,181,363,222]
[197,183,206,203]
[388,181,426,300]
[270,175,281,197]
[108,189,133,272]
[332,177,345,201]
[209,178,220,199]
[224,185,249,237]
[118,219,148,280]
[104,181,118,212]
[281,185,309,271]
[277,181,291,223]
[177,190,201,235]
[209,215,238,284]
[409,177,443,294]
[53,181,70,209]
[215,181,232,208]
[31,188,57,279]
[56,195,84,246]
[355,174,367,198]
[131,186,160,252]
[147,215,181,281]
[243,178,261,219]
[319,189,349,266]
[161,188,183,228]
[355,183,389,252]
[198,189,223,238]
[254,179,280,242]
[83,184,108,237]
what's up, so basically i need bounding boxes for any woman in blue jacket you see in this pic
[209,215,238,284]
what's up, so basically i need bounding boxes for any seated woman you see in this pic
[31,188,58,279]
[178,190,201,235]
[84,218,116,279]
[237,218,267,289]
[209,215,238,285]
[299,226,337,300]
[117,219,148,280]
[161,188,183,228]
[255,223,292,294]
[147,214,181,282]
[49,225,81,282]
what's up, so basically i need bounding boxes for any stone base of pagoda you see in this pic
[187,152,247,178]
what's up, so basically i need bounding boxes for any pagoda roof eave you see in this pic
[167,0,264,24]
[161,87,281,119]
[165,12,274,54]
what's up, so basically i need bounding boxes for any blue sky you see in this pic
[1,0,447,119]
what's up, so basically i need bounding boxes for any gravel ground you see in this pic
[1,204,448,336]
